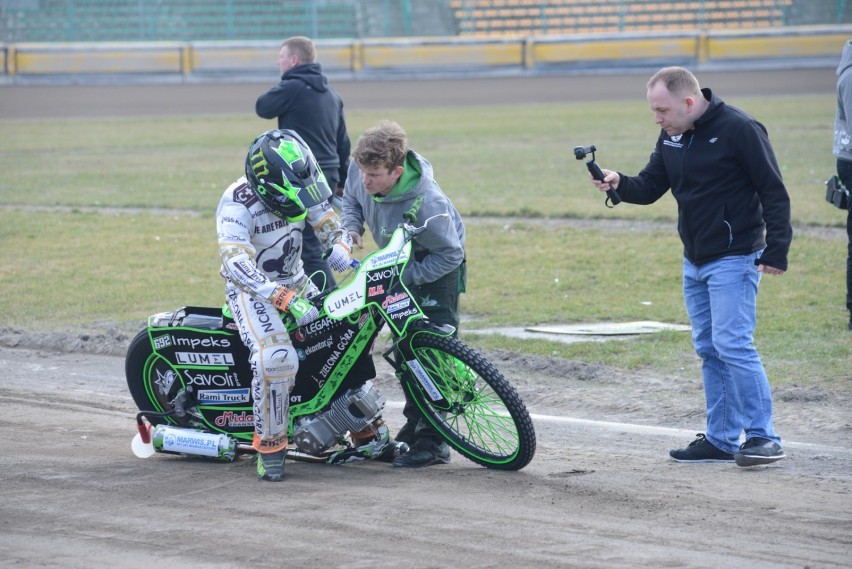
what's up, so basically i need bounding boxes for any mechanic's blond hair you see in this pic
[353,120,408,171]
[647,66,701,98]
[282,36,316,64]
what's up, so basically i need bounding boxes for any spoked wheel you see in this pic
[402,333,536,470]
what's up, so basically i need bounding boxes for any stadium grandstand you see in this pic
[451,0,796,36]
[0,0,849,42]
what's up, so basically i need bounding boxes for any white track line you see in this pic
[385,401,851,453]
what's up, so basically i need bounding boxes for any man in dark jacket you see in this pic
[589,66,792,468]
[256,36,351,291]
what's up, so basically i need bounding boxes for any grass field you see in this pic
[0,95,849,388]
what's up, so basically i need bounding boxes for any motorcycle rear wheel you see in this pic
[403,333,536,471]
[125,329,187,426]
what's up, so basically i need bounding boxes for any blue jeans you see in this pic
[682,252,781,453]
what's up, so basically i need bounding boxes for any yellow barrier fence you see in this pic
[1,26,849,82]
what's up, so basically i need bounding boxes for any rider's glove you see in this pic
[270,286,296,312]
[270,287,319,325]
[326,241,352,273]
[287,296,320,326]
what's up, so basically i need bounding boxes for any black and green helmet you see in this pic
[244,129,332,221]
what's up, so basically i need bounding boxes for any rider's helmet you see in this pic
[244,129,332,221]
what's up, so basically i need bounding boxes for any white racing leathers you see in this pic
[216,176,347,453]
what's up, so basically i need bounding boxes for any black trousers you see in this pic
[302,220,336,291]
[398,263,465,445]
[835,159,852,314]
[302,177,339,292]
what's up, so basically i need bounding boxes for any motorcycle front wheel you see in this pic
[401,333,536,471]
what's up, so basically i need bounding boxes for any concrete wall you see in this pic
[1,26,849,84]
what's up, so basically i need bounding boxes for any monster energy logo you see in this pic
[249,148,269,177]
[304,183,322,202]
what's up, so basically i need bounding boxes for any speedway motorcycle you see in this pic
[126,215,536,470]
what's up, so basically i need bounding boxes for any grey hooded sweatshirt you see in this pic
[834,40,852,162]
[342,149,465,286]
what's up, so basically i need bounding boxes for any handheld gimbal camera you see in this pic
[574,144,621,207]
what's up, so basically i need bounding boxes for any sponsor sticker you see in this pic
[214,410,254,428]
[197,388,250,405]
[161,429,221,457]
[155,368,177,396]
[407,360,443,401]
[183,369,241,387]
[153,335,172,350]
[175,352,235,366]
[170,336,231,349]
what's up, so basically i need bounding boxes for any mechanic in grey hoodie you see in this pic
[343,120,466,468]
[256,36,351,292]
[832,40,852,331]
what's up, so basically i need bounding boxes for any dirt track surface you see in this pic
[0,335,850,569]
[1,71,850,569]
[0,68,837,119]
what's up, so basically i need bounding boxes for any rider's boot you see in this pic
[349,419,409,462]
[257,450,286,482]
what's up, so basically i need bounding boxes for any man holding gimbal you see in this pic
[587,66,792,468]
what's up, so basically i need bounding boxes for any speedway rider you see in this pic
[216,129,353,481]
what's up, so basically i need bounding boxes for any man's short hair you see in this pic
[282,36,316,64]
[353,120,408,171]
[647,66,701,98]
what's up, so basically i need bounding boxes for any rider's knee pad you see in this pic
[257,332,299,384]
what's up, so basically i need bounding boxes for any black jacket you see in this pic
[256,63,351,186]
[617,88,792,270]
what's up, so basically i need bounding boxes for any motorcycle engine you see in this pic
[292,381,385,455]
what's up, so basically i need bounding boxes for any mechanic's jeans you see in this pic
[682,252,780,453]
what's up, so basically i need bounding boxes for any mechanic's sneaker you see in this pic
[735,437,786,467]
[669,433,735,463]
[392,439,451,468]
[257,450,286,481]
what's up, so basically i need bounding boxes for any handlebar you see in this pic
[317,212,448,303]
[402,212,448,235]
